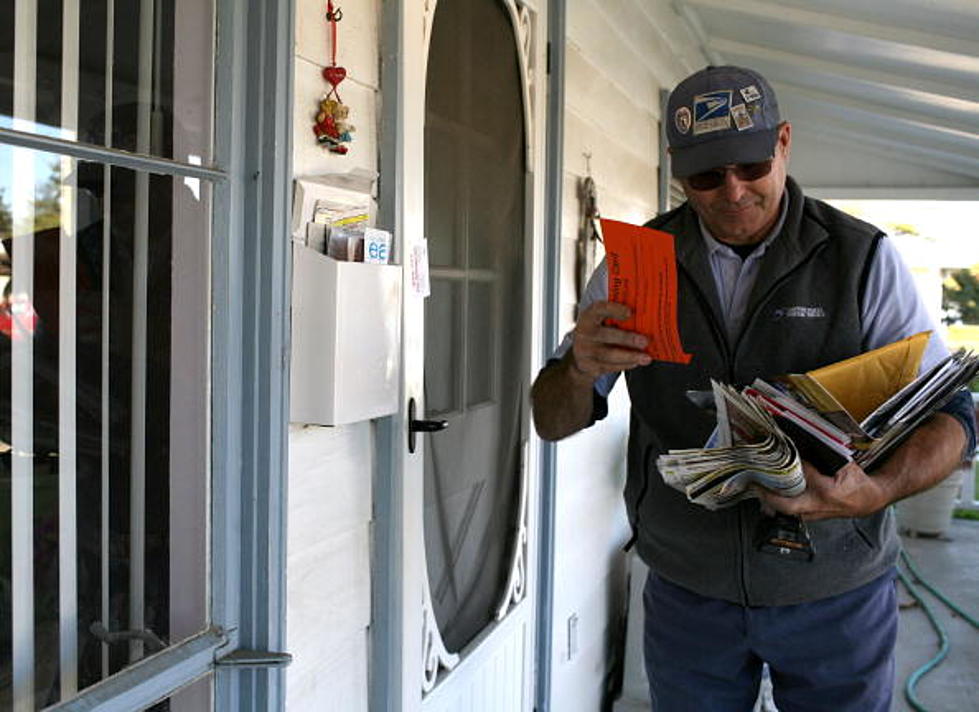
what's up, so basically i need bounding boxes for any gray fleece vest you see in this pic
[625,177,897,606]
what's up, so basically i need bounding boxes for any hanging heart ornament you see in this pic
[322,65,347,87]
[312,1,354,155]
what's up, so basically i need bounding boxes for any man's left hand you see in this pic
[759,461,886,521]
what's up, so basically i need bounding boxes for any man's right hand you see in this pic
[531,301,651,441]
[568,300,652,381]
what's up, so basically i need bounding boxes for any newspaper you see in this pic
[659,382,805,510]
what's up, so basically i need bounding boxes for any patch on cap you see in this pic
[740,85,762,103]
[674,106,692,135]
[731,103,753,131]
[693,90,732,135]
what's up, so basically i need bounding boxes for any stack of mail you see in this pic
[658,333,979,511]
[850,347,979,469]
[769,338,979,471]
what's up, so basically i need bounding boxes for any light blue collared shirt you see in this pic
[554,198,948,398]
[699,194,789,342]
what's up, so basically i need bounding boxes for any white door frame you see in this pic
[374,1,549,710]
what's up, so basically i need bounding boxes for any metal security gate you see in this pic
[0,0,294,709]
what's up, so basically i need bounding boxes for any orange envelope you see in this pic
[601,218,692,365]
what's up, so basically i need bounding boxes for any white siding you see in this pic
[286,0,380,710]
[286,422,374,712]
[549,2,705,710]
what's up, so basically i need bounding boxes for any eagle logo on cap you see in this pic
[693,90,733,135]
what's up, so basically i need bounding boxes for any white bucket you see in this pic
[896,466,966,536]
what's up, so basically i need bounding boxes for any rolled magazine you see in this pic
[658,381,805,510]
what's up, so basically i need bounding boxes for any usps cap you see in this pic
[666,65,781,178]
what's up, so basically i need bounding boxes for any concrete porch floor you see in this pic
[893,517,979,712]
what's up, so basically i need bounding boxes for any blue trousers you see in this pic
[642,568,897,711]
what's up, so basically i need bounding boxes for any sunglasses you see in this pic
[686,159,774,191]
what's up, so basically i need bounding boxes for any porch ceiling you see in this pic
[673,0,979,193]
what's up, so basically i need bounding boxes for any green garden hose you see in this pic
[897,548,979,711]
[901,549,979,629]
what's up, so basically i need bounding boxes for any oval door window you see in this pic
[422,0,527,653]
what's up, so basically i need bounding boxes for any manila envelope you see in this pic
[806,331,930,423]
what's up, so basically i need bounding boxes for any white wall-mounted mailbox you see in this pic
[289,245,402,426]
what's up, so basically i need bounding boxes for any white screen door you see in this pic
[379,0,544,710]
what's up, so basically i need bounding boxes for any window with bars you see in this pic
[0,1,214,709]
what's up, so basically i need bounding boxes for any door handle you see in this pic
[408,397,448,454]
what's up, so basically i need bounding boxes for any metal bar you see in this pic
[100,0,115,679]
[535,1,566,710]
[214,649,293,668]
[59,0,81,698]
[255,2,293,708]
[658,88,671,214]
[807,187,979,201]
[428,267,498,282]
[210,0,294,708]
[0,127,227,182]
[167,5,213,693]
[371,0,407,707]
[98,162,111,678]
[209,0,246,640]
[128,0,154,665]
[9,150,35,712]
[45,627,228,712]
[460,210,471,412]
[153,0,164,149]
[209,13,253,710]
[12,2,38,709]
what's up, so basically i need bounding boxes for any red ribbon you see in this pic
[327,0,338,67]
